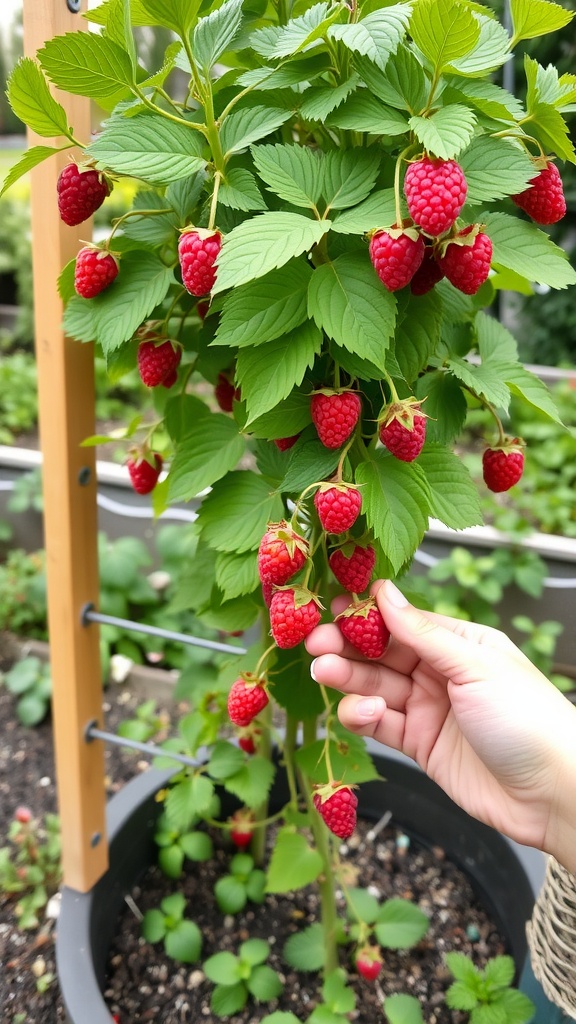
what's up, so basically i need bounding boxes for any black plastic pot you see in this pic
[56,746,545,1024]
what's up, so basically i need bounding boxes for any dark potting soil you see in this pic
[1,646,510,1024]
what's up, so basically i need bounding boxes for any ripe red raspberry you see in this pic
[314,483,362,534]
[379,399,427,462]
[137,337,182,388]
[512,161,566,225]
[14,806,32,824]
[197,299,210,320]
[229,810,254,848]
[126,451,163,495]
[311,390,362,449]
[178,228,221,296]
[369,226,425,291]
[336,597,390,660]
[410,246,444,295]
[404,158,467,236]
[313,785,358,840]
[258,521,309,586]
[262,581,274,607]
[269,586,322,649]
[482,441,525,493]
[274,434,300,451]
[227,674,269,727]
[57,163,112,226]
[214,373,238,412]
[437,226,492,295]
[355,949,383,981]
[74,246,119,298]
[238,726,261,755]
[329,544,375,593]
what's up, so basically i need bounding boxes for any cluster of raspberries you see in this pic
[369,157,566,297]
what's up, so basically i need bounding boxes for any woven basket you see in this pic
[527,857,576,1019]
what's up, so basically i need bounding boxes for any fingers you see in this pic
[338,693,407,752]
[310,653,413,710]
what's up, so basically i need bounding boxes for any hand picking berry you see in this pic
[437,226,492,295]
[369,225,425,291]
[178,228,222,296]
[410,246,445,295]
[227,674,269,727]
[269,586,322,648]
[137,335,182,388]
[74,246,119,298]
[314,483,362,534]
[311,390,362,449]
[512,161,566,225]
[482,440,525,493]
[379,399,427,462]
[126,450,163,495]
[404,157,467,237]
[329,543,376,594]
[313,784,358,840]
[336,597,390,660]
[355,948,383,981]
[258,521,309,586]
[57,163,112,226]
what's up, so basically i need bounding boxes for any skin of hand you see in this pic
[305,579,576,873]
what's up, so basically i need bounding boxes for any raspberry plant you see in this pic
[4,0,576,1011]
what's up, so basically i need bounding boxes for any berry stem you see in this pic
[283,713,302,809]
[381,370,400,404]
[108,206,173,244]
[485,402,507,445]
[208,170,222,231]
[393,147,412,227]
[254,642,277,678]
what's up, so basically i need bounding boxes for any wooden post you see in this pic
[23,0,108,890]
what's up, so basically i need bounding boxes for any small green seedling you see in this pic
[384,993,425,1024]
[117,698,165,744]
[0,808,62,929]
[204,938,283,1018]
[214,851,266,913]
[141,892,202,963]
[154,810,214,879]
[346,888,430,951]
[307,969,357,1024]
[1,656,51,726]
[445,952,535,1023]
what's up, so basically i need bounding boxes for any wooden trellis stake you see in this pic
[23,0,108,890]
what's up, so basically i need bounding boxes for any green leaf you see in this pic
[446,356,511,410]
[395,290,442,383]
[299,76,360,122]
[221,106,292,157]
[215,551,259,600]
[140,40,182,89]
[445,78,523,122]
[87,113,206,186]
[483,955,515,989]
[215,261,312,348]
[375,898,429,949]
[7,58,71,138]
[165,393,210,442]
[283,924,325,972]
[328,4,412,71]
[218,168,266,212]
[247,965,284,1001]
[384,993,425,1024]
[321,149,381,211]
[483,211,576,289]
[166,171,207,222]
[266,829,324,893]
[215,875,248,913]
[103,0,137,69]
[345,888,380,924]
[238,320,322,423]
[17,694,48,728]
[63,251,173,353]
[247,390,312,440]
[294,731,380,786]
[330,189,398,235]
[259,1015,300,1023]
[418,445,483,530]
[208,740,246,780]
[211,981,248,1016]
[499,363,563,425]
[165,920,203,963]
[265,3,342,58]
[280,438,341,493]
[409,104,476,160]
[529,101,576,164]
[307,253,396,370]
[223,755,276,808]
[409,0,480,72]
[138,0,202,35]
[470,1005,508,1024]
[197,471,283,552]
[510,0,573,44]
[180,830,213,861]
[252,143,323,209]
[193,0,244,71]
[497,988,536,1023]
[459,137,534,204]
[1,145,70,199]
[142,908,167,943]
[322,969,356,1013]
[240,938,270,967]
[238,53,332,90]
[271,644,325,719]
[38,32,135,97]
[165,775,214,831]
[475,311,518,363]
[448,14,511,77]
[445,980,481,1011]
[123,188,180,245]
[204,951,242,985]
[354,49,427,114]
[445,951,482,984]
[326,92,408,135]
[167,413,245,503]
[213,213,330,294]
[355,453,430,573]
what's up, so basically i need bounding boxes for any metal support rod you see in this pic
[85,721,203,769]
[81,604,248,655]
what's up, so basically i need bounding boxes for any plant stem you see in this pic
[208,170,222,230]
[283,714,301,808]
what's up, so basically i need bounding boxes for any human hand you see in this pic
[305,580,576,869]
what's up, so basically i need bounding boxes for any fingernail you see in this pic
[356,697,378,719]
[384,580,408,608]
[310,659,318,682]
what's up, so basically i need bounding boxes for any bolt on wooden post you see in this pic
[22,0,108,890]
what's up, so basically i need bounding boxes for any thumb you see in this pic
[375,580,490,683]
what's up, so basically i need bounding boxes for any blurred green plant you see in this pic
[1,655,51,726]
[0,351,38,443]
[0,808,62,930]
